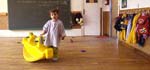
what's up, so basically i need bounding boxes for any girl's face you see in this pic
[50,12,59,21]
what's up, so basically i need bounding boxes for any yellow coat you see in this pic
[119,14,128,41]
[126,13,141,44]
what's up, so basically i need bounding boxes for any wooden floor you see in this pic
[0,36,150,70]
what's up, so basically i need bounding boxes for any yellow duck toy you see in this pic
[22,32,53,62]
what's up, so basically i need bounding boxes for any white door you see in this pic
[83,0,100,35]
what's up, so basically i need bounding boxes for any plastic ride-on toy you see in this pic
[22,32,53,62]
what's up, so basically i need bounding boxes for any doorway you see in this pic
[83,0,100,35]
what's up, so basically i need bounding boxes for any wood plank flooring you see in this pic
[0,36,150,70]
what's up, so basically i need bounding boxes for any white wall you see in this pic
[0,0,8,12]
[71,0,103,11]
[99,0,103,8]
[138,0,150,8]
[119,0,150,10]
[71,0,83,11]
[102,0,110,11]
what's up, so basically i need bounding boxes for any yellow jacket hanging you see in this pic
[126,13,141,44]
[119,14,128,41]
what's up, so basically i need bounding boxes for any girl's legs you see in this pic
[49,46,59,61]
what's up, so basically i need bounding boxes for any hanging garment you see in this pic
[136,14,150,35]
[119,14,128,40]
[136,13,150,46]
[126,13,141,44]
[147,13,150,36]
[119,16,128,40]
[126,14,135,40]
[138,35,145,46]
[114,16,123,31]
[114,14,127,31]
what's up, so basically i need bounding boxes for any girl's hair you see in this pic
[49,8,59,14]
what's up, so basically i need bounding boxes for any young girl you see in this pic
[40,9,66,61]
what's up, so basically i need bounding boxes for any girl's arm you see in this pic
[40,30,47,36]
[41,21,49,36]
[60,22,66,40]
